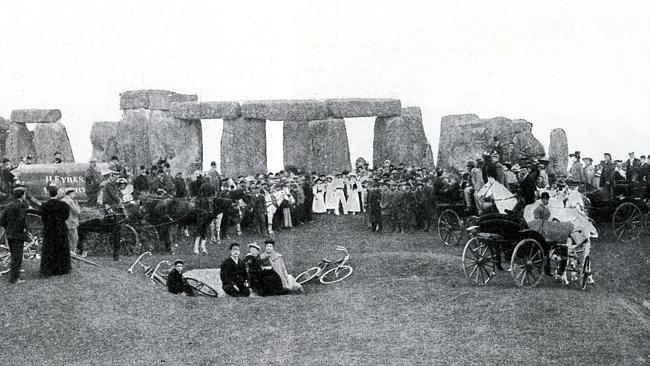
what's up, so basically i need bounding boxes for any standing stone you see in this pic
[33,122,75,163]
[373,107,435,169]
[221,118,267,177]
[548,128,569,177]
[146,110,203,176]
[304,118,351,175]
[512,131,545,161]
[90,121,122,163]
[6,123,36,164]
[283,120,309,172]
[0,117,9,157]
[437,114,545,176]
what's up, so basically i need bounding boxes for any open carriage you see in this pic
[461,213,593,288]
[461,183,596,288]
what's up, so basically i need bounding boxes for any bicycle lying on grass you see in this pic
[295,246,353,284]
[128,252,219,297]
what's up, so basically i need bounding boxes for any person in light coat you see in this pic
[345,174,361,214]
[311,177,327,214]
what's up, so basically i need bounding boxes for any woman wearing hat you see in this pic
[244,242,284,296]
[311,176,327,214]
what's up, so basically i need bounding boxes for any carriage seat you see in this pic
[477,232,505,241]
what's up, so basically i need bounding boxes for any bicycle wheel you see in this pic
[295,267,321,284]
[185,276,219,297]
[319,266,353,284]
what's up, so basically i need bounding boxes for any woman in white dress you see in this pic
[325,176,338,214]
[346,174,361,214]
[311,178,326,214]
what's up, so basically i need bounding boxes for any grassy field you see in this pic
[1,214,649,365]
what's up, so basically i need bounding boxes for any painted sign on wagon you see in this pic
[11,163,110,202]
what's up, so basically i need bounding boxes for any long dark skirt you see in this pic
[40,200,71,276]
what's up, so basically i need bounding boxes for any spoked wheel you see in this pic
[118,225,141,256]
[461,237,495,286]
[184,277,219,297]
[320,266,353,284]
[612,202,643,243]
[438,209,462,246]
[0,243,10,275]
[579,256,591,291]
[295,267,321,284]
[510,239,545,288]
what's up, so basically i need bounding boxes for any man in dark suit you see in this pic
[302,175,314,224]
[132,165,149,196]
[220,243,250,297]
[625,152,641,182]
[250,185,268,236]
[0,186,29,283]
[167,259,194,296]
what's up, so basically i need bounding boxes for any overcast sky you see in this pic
[1,1,649,171]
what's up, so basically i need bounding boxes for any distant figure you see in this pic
[85,160,102,206]
[52,151,63,164]
[132,165,149,196]
[625,152,641,182]
[40,186,71,277]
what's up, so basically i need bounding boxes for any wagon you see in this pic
[584,181,649,242]
[436,201,478,246]
[461,213,593,288]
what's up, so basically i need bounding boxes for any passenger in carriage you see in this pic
[527,192,575,276]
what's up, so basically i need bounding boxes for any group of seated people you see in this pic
[167,239,303,297]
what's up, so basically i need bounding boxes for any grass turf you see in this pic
[1,214,649,365]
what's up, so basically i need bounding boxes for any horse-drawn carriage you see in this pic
[582,181,649,242]
[461,184,596,288]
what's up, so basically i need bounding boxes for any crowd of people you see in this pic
[1,145,643,290]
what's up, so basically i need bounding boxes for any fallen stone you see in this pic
[304,118,352,174]
[548,128,569,177]
[221,118,267,177]
[5,123,36,163]
[437,114,544,175]
[325,98,402,118]
[241,100,327,121]
[10,109,62,123]
[373,107,435,169]
[33,122,75,163]
[283,120,310,172]
[120,90,197,110]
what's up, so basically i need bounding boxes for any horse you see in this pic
[139,195,238,254]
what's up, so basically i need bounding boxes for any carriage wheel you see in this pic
[462,237,495,286]
[438,209,462,246]
[579,256,591,291]
[612,202,643,243]
[107,224,141,256]
[510,239,544,288]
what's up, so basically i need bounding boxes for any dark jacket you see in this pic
[132,174,149,193]
[0,199,28,241]
[521,173,537,205]
[167,268,185,294]
[101,182,122,206]
[220,257,248,286]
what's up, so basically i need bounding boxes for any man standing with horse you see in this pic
[0,186,29,283]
